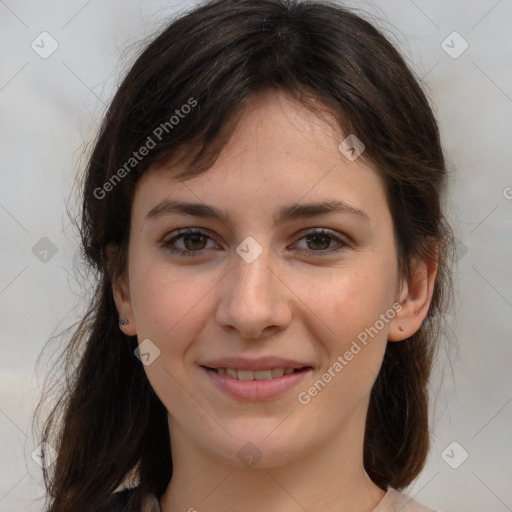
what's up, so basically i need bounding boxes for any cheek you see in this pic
[296,259,396,405]
[296,270,391,417]
[129,259,211,351]
[128,261,213,411]
[301,264,396,341]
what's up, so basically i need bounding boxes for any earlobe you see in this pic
[112,277,137,336]
[107,245,137,336]
[388,252,438,342]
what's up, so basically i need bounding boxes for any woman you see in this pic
[36,0,455,511]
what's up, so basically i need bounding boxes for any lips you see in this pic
[200,357,313,400]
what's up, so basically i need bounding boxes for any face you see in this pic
[114,90,418,470]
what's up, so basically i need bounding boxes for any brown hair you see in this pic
[35,0,455,510]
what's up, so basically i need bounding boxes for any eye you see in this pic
[162,228,218,256]
[292,228,348,257]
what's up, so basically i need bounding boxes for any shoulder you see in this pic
[374,488,438,512]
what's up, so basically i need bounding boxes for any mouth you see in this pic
[200,360,313,401]
[202,366,311,381]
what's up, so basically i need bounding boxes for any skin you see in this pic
[112,90,437,512]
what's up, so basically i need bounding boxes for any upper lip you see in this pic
[200,356,313,371]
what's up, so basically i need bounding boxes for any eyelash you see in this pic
[162,228,349,258]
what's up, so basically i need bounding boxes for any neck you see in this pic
[159,408,385,512]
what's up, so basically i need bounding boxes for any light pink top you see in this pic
[372,488,437,511]
[142,487,437,512]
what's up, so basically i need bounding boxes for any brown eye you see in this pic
[293,229,348,257]
[179,232,208,250]
[306,233,332,251]
[163,229,217,256]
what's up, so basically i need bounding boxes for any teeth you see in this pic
[226,368,238,379]
[237,370,255,381]
[213,367,301,380]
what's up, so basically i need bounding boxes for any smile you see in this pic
[201,365,312,401]
[206,367,304,380]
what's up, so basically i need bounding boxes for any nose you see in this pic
[215,246,292,340]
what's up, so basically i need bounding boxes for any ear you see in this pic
[106,244,137,336]
[388,248,438,342]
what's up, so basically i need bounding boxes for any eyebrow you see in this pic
[144,199,370,225]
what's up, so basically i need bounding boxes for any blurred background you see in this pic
[0,1,511,510]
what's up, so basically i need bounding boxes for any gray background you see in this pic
[1,0,511,511]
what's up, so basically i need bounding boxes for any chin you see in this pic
[197,419,312,470]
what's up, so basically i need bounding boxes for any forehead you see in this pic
[131,90,389,228]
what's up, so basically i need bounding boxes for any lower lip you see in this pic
[201,367,311,401]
